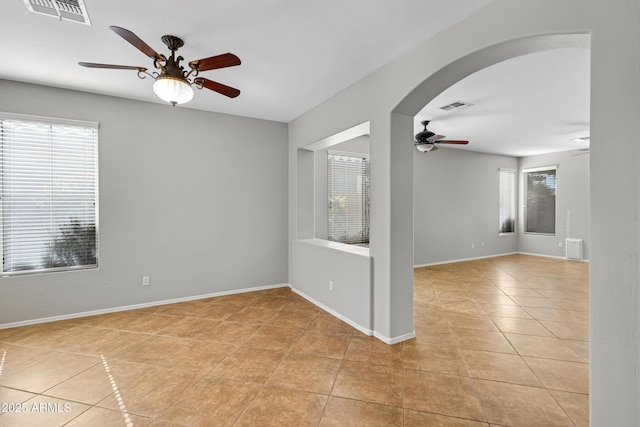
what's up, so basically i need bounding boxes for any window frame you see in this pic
[522,165,557,236]
[327,150,370,246]
[0,112,99,276]
[499,168,516,235]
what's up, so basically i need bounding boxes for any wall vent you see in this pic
[565,238,583,260]
[23,0,91,25]
[439,100,473,112]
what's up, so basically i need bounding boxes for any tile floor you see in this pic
[0,254,588,426]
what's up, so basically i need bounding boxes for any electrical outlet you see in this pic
[558,242,564,248]
[481,241,485,248]
[329,280,334,291]
[471,243,475,249]
[142,276,150,286]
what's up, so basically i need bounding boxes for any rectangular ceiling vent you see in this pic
[23,0,91,25]
[439,100,473,112]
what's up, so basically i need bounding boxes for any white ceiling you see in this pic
[415,48,591,157]
[2,1,589,157]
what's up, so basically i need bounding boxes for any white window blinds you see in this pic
[499,168,516,234]
[523,166,557,235]
[327,152,370,245]
[0,113,98,274]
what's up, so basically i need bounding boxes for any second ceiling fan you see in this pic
[414,120,469,152]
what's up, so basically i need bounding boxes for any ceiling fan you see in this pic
[414,120,469,152]
[79,26,241,106]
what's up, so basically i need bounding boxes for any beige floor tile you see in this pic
[344,336,403,366]
[155,317,221,338]
[563,339,588,361]
[524,307,586,324]
[0,254,589,426]
[65,406,152,426]
[97,367,200,418]
[155,340,235,374]
[56,327,152,357]
[249,295,291,310]
[491,317,553,337]
[0,346,62,378]
[267,353,341,394]
[404,369,486,422]
[235,386,327,427]
[510,296,557,308]
[153,300,209,316]
[111,335,185,365]
[404,409,489,426]
[541,320,589,341]
[0,352,99,393]
[404,342,468,376]
[159,377,261,426]
[445,312,499,331]
[267,309,318,328]
[505,333,583,362]
[550,390,589,427]
[43,363,114,405]
[209,347,285,383]
[332,360,403,407]
[474,379,573,426]
[320,396,403,426]
[499,287,544,297]
[481,304,533,319]
[196,320,260,345]
[308,314,356,336]
[524,357,589,394]
[240,325,305,351]
[461,349,542,386]
[192,303,242,320]
[0,386,36,403]
[450,328,516,354]
[226,306,279,324]
[292,331,350,359]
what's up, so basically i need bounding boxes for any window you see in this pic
[0,113,98,274]
[499,168,516,234]
[327,151,369,245]
[523,166,556,234]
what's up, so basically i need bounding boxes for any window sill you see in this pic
[295,238,370,257]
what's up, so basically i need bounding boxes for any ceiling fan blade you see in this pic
[437,140,469,145]
[189,53,241,72]
[79,62,147,72]
[426,134,445,142]
[110,26,163,61]
[194,77,240,98]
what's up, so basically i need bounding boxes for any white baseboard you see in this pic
[289,285,417,345]
[414,252,518,268]
[414,251,589,268]
[515,251,589,262]
[288,286,373,337]
[373,330,416,345]
[0,283,289,330]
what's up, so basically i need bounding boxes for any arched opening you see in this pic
[390,32,591,424]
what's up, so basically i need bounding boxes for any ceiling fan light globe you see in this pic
[416,142,437,152]
[153,76,194,105]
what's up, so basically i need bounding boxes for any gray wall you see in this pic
[289,1,640,422]
[413,148,518,265]
[0,79,288,325]
[519,149,590,259]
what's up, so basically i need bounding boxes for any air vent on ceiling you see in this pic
[439,100,473,112]
[23,0,91,25]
